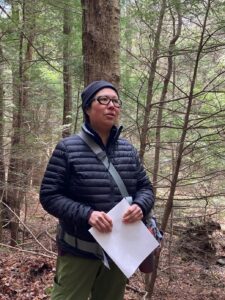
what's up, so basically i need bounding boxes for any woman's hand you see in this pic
[88,211,113,233]
[122,204,143,223]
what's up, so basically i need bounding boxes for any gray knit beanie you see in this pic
[81,80,118,112]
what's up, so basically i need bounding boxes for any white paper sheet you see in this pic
[89,198,159,278]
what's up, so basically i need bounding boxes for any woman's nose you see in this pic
[107,100,115,108]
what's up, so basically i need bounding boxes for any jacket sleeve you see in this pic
[132,149,155,217]
[39,140,93,227]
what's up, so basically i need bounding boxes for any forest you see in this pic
[0,0,225,299]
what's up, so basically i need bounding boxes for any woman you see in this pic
[40,80,155,300]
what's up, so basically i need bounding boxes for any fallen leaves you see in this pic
[0,253,53,300]
[0,232,225,300]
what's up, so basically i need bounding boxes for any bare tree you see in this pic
[0,40,5,241]
[6,0,36,246]
[139,0,166,163]
[152,7,182,195]
[145,1,212,298]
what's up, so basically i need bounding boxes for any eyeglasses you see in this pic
[94,96,122,108]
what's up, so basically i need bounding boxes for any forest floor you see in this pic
[0,198,225,300]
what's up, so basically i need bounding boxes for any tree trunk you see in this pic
[139,0,166,163]
[0,41,5,241]
[152,7,182,195]
[81,0,120,87]
[6,0,36,246]
[20,0,36,244]
[62,2,73,138]
[7,25,24,245]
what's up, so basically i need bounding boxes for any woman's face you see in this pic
[85,88,121,132]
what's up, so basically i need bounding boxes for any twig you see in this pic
[36,230,56,243]
[126,284,146,295]
[45,230,57,243]
[2,201,56,256]
[0,242,56,259]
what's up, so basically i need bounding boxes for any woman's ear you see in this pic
[84,107,91,123]
[85,107,90,117]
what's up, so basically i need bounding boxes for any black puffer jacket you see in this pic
[40,124,154,257]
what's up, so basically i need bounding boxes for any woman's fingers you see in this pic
[122,204,143,223]
[88,211,113,232]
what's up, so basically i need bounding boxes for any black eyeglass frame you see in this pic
[93,95,122,108]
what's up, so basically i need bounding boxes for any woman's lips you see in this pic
[105,113,116,117]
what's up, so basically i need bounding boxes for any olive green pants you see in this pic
[51,255,127,300]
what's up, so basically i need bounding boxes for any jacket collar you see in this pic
[82,122,123,151]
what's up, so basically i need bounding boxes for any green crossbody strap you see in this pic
[78,131,163,243]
